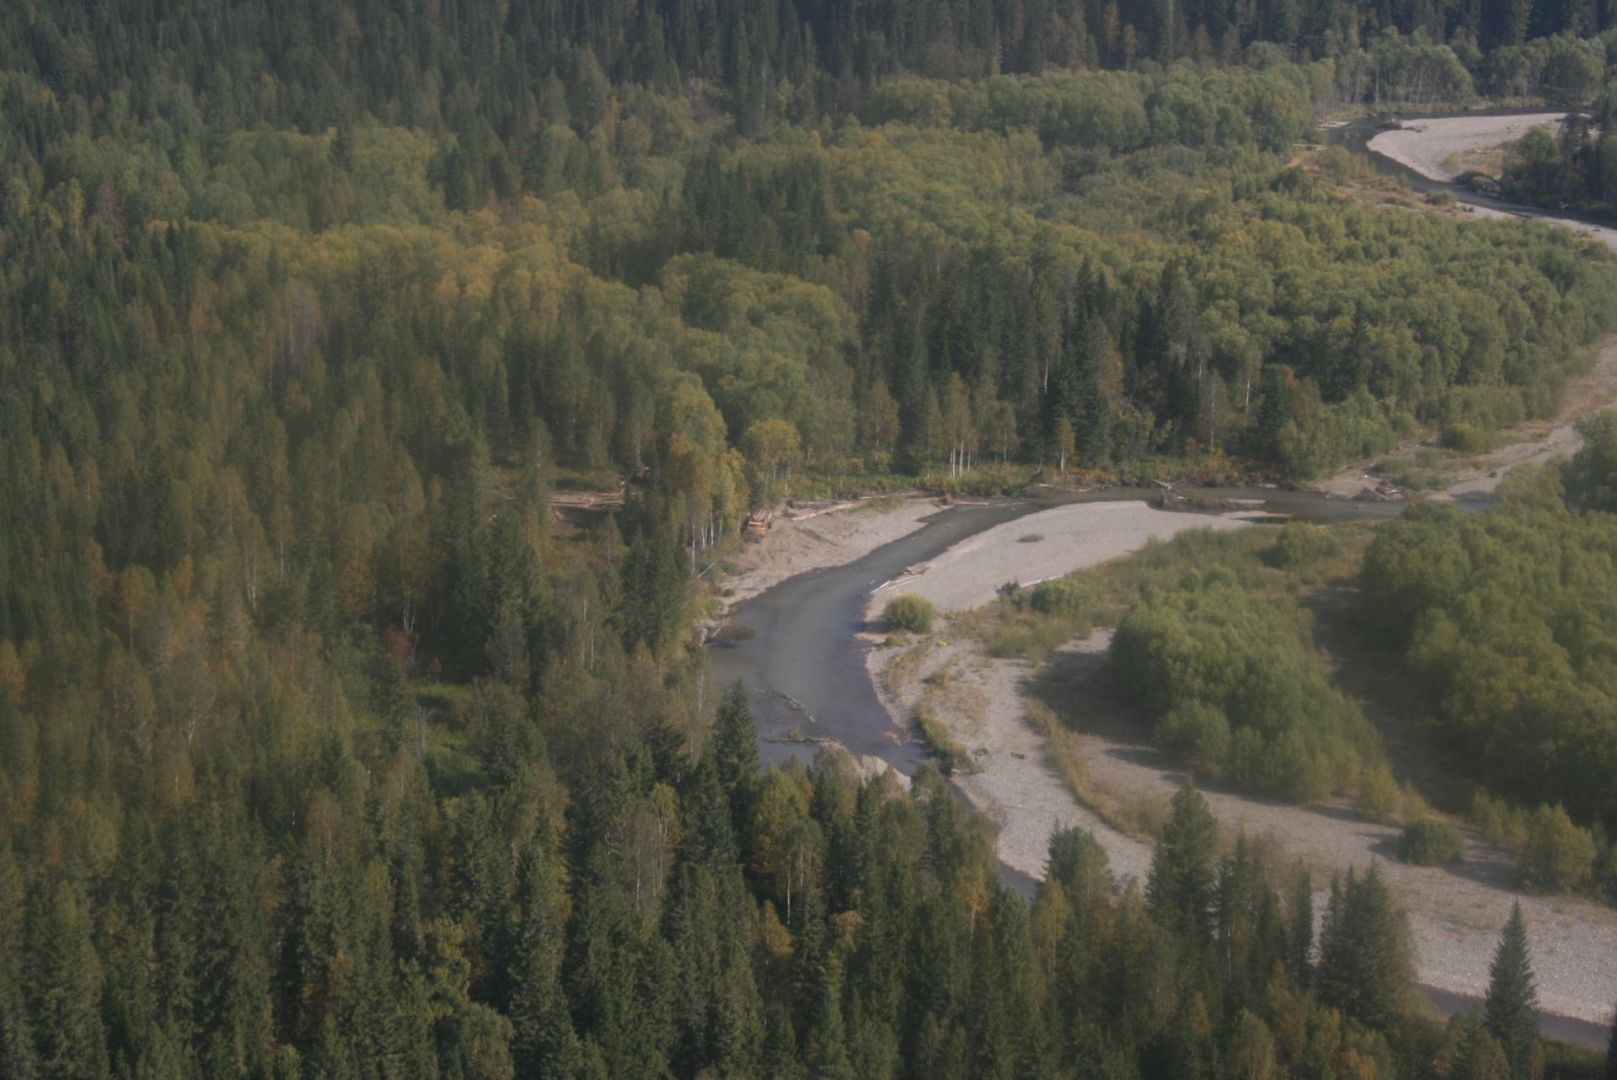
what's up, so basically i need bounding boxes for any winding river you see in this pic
[707,118,1617,1047]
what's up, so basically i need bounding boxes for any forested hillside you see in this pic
[4,0,1617,1076]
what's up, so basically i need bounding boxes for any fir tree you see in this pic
[1484,902,1539,1080]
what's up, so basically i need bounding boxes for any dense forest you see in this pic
[5,0,1617,1075]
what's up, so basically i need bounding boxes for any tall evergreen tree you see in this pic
[1146,783,1219,944]
[1484,902,1539,1080]
[25,885,109,1080]
[714,681,761,838]
[1316,865,1414,1032]
[509,839,583,1077]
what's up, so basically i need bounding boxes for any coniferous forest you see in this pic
[5,1,1617,1077]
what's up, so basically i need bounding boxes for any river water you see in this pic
[706,118,1615,1046]
[710,488,1400,773]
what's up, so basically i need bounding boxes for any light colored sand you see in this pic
[1368,113,1565,183]
[1367,113,1617,252]
[868,638,1153,884]
[722,498,941,611]
[867,501,1250,617]
[860,502,1245,882]
[1035,629,1617,1025]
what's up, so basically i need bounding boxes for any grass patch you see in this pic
[914,700,976,775]
[884,638,935,690]
[1026,700,1090,800]
[1018,532,1044,543]
[1024,700,1167,842]
[985,617,1086,663]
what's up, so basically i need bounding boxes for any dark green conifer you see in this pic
[1316,865,1414,1031]
[1147,783,1219,944]
[1484,902,1539,1080]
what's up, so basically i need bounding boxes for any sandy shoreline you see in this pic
[849,500,1617,1025]
[865,501,1251,618]
[719,497,942,612]
[1367,113,1565,183]
[862,502,1250,880]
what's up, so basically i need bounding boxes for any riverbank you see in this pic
[864,500,1254,617]
[719,497,943,612]
[860,500,1250,879]
[1367,112,1565,182]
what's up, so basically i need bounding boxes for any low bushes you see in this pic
[883,594,936,634]
[1396,820,1464,866]
[1521,804,1597,894]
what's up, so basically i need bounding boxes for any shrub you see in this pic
[1028,579,1086,617]
[1397,820,1464,866]
[1113,579,1379,803]
[1521,804,1596,893]
[1266,520,1340,571]
[883,594,936,634]
[1356,763,1399,824]
[1439,423,1497,454]
[914,701,973,775]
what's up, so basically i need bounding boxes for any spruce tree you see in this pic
[1147,783,1219,944]
[1483,902,1539,1080]
[509,840,582,1078]
[1316,865,1414,1032]
[714,681,761,837]
[26,885,109,1079]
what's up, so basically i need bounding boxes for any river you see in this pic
[707,117,1617,1047]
